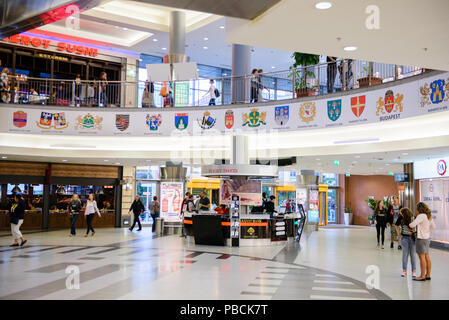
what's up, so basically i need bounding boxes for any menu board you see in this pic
[160,182,183,222]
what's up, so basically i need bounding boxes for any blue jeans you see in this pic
[209,98,216,105]
[70,213,79,235]
[401,236,416,271]
[86,214,95,234]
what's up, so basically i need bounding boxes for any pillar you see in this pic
[403,163,415,214]
[169,11,186,56]
[232,135,249,165]
[231,44,251,103]
[121,166,136,226]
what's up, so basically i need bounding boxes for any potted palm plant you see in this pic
[365,197,379,226]
[289,52,320,97]
[358,62,382,87]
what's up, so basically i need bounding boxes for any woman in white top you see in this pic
[409,202,435,281]
[84,193,101,237]
[205,79,216,106]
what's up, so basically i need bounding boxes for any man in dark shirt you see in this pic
[265,195,276,219]
[199,192,211,211]
[128,195,145,231]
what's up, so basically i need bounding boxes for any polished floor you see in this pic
[0,225,448,300]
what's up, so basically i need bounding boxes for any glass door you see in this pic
[327,189,338,223]
[136,181,159,224]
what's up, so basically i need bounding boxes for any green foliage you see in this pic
[289,52,320,90]
[345,206,352,213]
[365,198,379,221]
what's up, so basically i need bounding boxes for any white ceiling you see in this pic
[226,0,449,71]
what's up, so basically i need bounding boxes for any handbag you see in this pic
[10,216,19,225]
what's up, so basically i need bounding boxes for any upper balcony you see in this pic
[0,58,425,108]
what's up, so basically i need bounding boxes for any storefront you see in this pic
[0,161,122,231]
[414,157,449,247]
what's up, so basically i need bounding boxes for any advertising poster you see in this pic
[220,180,262,206]
[419,179,449,243]
[160,182,183,222]
[308,189,319,223]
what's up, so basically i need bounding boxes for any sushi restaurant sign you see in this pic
[2,34,98,57]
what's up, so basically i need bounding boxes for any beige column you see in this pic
[121,166,136,216]
[124,58,138,108]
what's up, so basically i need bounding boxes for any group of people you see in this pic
[373,197,435,281]
[179,191,212,237]
[250,69,265,103]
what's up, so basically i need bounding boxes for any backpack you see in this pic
[214,88,220,98]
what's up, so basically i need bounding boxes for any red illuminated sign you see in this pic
[2,34,98,57]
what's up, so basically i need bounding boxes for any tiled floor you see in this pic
[0,226,447,300]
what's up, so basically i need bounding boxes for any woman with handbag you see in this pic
[84,193,101,237]
[399,207,416,278]
[9,194,27,247]
[68,194,82,237]
[410,202,435,281]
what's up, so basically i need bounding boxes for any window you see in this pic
[136,166,160,180]
[321,173,338,186]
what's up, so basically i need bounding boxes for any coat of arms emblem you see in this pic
[146,114,161,131]
[419,78,449,107]
[115,114,129,131]
[198,111,216,129]
[376,90,404,115]
[242,108,266,127]
[274,106,289,126]
[36,111,69,129]
[225,110,234,129]
[351,95,365,118]
[13,111,27,128]
[327,99,342,122]
[175,113,188,130]
[299,102,316,123]
[75,113,102,130]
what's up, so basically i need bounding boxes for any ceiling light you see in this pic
[203,46,208,49]
[1,156,7,159]
[204,37,208,41]
[123,27,128,30]
[344,46,358,51]
[316,158,320,161]
[355,155,361,158]
[402,152,408,156]
[162,47,167,50]
[271,66,275,69]
[115,162,121,165]
[219,26,225,29]
[62,160,68,162]
[153,38,158,42]
[315,2,332,10]
[104,160,109,162]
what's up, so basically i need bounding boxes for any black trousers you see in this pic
[151,212,159,232]
[130,212,142,230]
[327,64,337,93]
[70,213,79,235]
[376,224,386,244]
[86,214,95,234]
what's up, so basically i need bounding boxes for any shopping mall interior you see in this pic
[0,0,449,304]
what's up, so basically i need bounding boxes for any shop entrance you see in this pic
[136,181,159,225]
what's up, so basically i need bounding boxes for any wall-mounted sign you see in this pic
[414,157,449,179]
[2,34,98,57]
[37,53,69,61]
[394,173,409,182]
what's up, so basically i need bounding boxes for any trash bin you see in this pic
[344,212,353,225]
[155,218,164,235]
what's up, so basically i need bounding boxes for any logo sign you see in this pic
[13,111,27,128]
[274,105,289,126]
[225,110,234,129]
[75,113,102,130]
[376,90,404,115]
[146,114,161,131]
[299,102,316,123]
[394,173,409,182]
[175,113,188,131]
[327,99,342,122]
[198,111,216,129]
[242,108,266,127]
[115,114,129,131]
[36,112,69,129]
[351,95,365,118]
[420,79,449,107]
[437,160,447,176]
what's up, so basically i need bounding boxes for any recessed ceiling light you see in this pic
[162,47,167,50]
[316,158,320,161]
[315,2,332,10]
[115,162,121,165]
[203,46,208,49]
[1,156,7,159]
[386,163,390,166]
[271,66,275,69]
[402,152,408,156]
[123,27,128,30]
[104,160,109,162]
[344,46,357,51]
[204,37,208,41]
[114,26,120,29]
[219,26,225,29]
[153,38,158,42]
[62,159,68,162]
[355,155,361,158]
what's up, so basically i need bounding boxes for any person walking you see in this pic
[179,192,191,237]
[410,202,436,281]
[9,194,27,247]
[399,207,417,278]
[84,193,101,237]
[68,194,82,237]
[99,71,108,107]
[128,195,145,231]
[250,69,259,103]
[149,196,160,233]
[206,79,217,105]
[389,196,403,249]
[257,69,265,101]
[374,200,389,249]
[327,56,337,93]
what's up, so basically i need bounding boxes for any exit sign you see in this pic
[333,160,340,166]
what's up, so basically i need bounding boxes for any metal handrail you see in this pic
[0,59,425,108]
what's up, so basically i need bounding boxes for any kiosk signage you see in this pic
[230,195,240,247]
